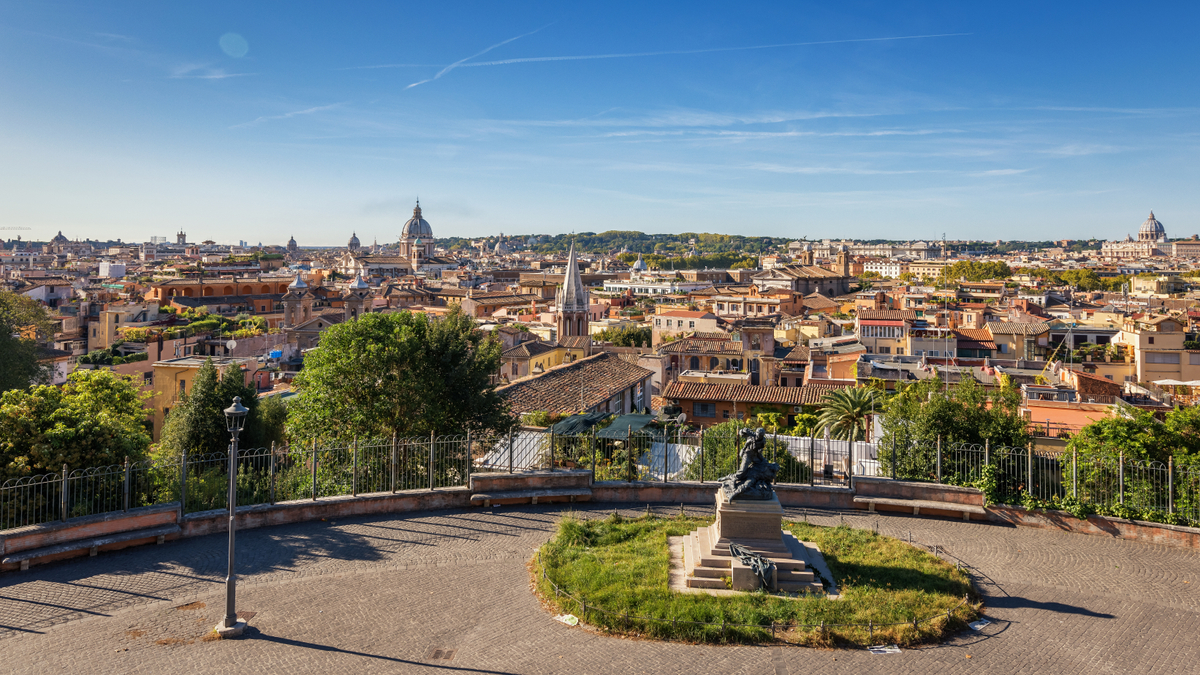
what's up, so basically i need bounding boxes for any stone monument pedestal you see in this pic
[714,489,783,543]
[680,488,822,594]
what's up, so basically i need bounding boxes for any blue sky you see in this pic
[2,1,1198,246]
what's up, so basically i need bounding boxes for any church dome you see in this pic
[401,201,434,239]
[1139,211,1166,242]
[51,231,69,244]
[348,232,361,249]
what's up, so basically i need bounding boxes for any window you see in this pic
[879,347,891,354]
[1104,375,1113,380]
[689,356,700,370]
[689,321,695,328]
[1190,353,1200,365]
[1149,336,1155,345]
[178,379,186,395]
[896,348,905,355]
[694,402,716,418]
[781,377,788,387]
[709,357,719,369]
[655,318,661,326]
[1146,352,1180,364]
[723,409,730,419]
[512,363,518,376]
[928,350,939,357]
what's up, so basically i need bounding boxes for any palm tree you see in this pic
[817,387,883,442]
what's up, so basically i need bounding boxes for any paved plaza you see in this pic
[1,503,1198,674]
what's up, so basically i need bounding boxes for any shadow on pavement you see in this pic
[245,628,523,674]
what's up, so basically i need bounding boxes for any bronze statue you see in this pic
[720,427,779,500]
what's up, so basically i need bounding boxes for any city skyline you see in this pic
[2,2,1199,244]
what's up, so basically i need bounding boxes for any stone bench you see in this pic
[468,469,592,508]
[470,488,592,507]
[853,496,986,521]
[2,524,181,570]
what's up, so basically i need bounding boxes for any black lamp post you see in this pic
[221,396,248,633]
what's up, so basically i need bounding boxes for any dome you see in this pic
[348,232,360,249]
[51,231,69,244]
[631,253,648,271]
[348,274,369,290]
[1138,211,1166,242]
[401,201,434,239]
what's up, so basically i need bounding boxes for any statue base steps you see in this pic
[678,492,824,594]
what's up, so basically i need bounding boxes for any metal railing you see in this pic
[4,430,1198,532]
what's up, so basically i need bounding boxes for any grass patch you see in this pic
[533,513,978,647]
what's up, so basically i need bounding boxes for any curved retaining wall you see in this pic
[3,477,1199,571]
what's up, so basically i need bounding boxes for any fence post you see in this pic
[1118,451,1124,505]
[1027,442,1033,497]
[391,433,398,494]
[1072,448,1078,499]
[984,439,990,467]
[312,438,318,501]
[591,427,597,479]
[549,428,556,472]
[891,431,896,480]
[123,456,130,513]
[352,436,359,497]
[936,435,942,482]
[61,463,68,522]
[269,442,277,505]
[1168,455,1174,514]
[429,431,436,491]
[466,431,473,484]
[509,430,515,474]
[626,426,632,482]
[180,449,188,519]
[848,438,855,490]
[662,429,669,483]
[809,435,815,487]
[699,427,705,483]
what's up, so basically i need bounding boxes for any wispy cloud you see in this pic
[405,24,553,89]
[455,32,971,69]
[170,63,255,80]
[94,32,135,42]
[972,168,1031,176]
[231,102,349,128]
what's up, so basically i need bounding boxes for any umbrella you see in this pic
[1153,379,1186,386]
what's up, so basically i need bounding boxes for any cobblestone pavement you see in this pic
[2,503,1199,674]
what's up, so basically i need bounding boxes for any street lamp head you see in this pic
[224,396,249,435]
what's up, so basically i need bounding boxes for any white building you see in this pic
[1102,212,1169,259]
[98,262,126,278]
[862,259,910,278]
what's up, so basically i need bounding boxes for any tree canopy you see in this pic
[0,290,55,393]
[593,325,652,348]
[285,307,514,444]
[880,378,1029,449]
[1068,405,1200,464]
[155,358,283,458]
[937,261,1012,284]
[0,370,151,480]
[817,387,883,442]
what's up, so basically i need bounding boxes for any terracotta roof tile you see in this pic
[498,352,653,415]
[659,338,744,355]
[662,381,851,406]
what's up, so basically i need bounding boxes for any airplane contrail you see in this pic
[456,32,971,68]
[406,23,553,89]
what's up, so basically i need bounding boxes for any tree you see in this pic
[0,370,151,480]
[286,307,515,444]
[156,358,271,459]
[594,325,652,348]
[817,387,882,442]
[0,290,54,393]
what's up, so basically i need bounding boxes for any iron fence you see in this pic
[4,430,1199,533]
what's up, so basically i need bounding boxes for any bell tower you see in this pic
[555,242,590,342]
[344,275,371,321]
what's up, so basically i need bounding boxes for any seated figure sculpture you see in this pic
[720,427,779,500]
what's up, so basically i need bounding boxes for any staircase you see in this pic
[681,523,822,594]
